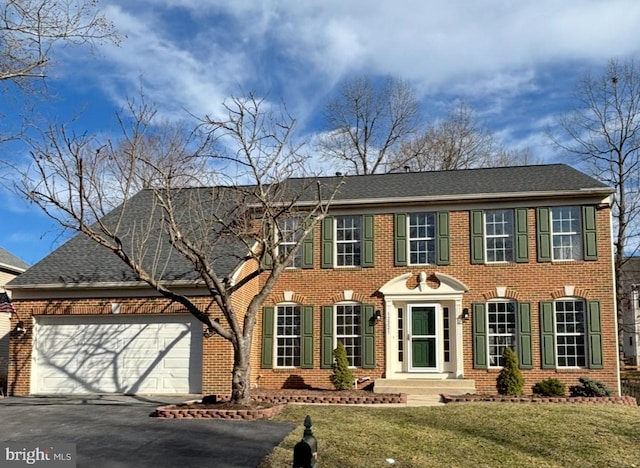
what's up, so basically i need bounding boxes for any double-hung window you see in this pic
[409,213,436,265]
[487,301,516,367]
[276,304,301,367]
[277,218,301,268]
[551,207,582,260]
[485,210,513,262]
[555,299,586,367]
[336,216,361,267]
[335,304,362,367]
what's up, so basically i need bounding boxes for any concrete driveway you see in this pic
[0,395,296,467]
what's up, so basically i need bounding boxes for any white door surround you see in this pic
[378,272,468,379]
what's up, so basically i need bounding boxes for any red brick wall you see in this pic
[9,204,618,397]
[254,206,618,394]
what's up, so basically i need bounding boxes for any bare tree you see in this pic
[395,101,537,172]
[317,75,419,174]
[552,58,640,340]
[0,0,118,144]
[17,93,341,404]
[1,0,117,88]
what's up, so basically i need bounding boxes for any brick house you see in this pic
[6,164,620,396]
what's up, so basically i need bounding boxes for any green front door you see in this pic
[409,305,438,370]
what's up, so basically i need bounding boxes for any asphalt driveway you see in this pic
[0,395,296,467]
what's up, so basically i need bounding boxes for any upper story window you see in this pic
[277,218,301,268]
[471,209,527,264]
[336,216,361,267]
[551,207,582,261]
[408,213,436,265]
[485,210,514,263]
[275,304,301,367]
[487,301,516,367]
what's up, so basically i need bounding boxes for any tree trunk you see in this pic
[230,338,251,404]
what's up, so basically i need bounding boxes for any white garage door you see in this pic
[32,314,202,395]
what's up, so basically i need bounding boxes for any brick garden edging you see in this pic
[151,391,407,420]
[152,402,287,420]
[442,394,638,406]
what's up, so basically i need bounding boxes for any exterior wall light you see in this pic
[462,308,470,321]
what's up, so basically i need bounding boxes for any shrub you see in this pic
[532,378,566,397]
[496,348,524,396]
[569,377,612,397]
[330,342,354,390]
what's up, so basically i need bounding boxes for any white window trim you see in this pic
[484,209,513,264]
[550,207,582,262]
[334,302,362,368]
[407,212,436,266]
[554,297,587,369]
[334,216,361,268]
[486,300,517,368]
[276,218,302,269]
[274,303,302,369]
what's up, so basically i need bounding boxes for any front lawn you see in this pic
[261,403,640,467]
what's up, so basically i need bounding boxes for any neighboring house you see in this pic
[0,248,29,390]
[620,257,640,365]
[6,164,619,396]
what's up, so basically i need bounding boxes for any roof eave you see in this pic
[285,188,614,208]
[7,279,207,291]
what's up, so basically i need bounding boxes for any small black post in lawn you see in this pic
[293,415,318,467]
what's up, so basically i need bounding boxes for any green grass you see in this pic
[260,403,640,467]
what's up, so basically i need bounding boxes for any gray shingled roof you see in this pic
[0,247,29,273]
[9,188,246,287]
[290,163,611,203]
[8,164,611,288]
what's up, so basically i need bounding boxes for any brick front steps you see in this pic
[152,390,407,420]
[442,394,638,405]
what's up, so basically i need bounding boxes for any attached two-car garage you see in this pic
[31,314,202,395]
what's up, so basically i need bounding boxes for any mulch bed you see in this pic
[442,394,638,405]
[151,390,638,420]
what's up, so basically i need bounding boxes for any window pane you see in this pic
[485,210,513,263]
[487,301,516,367]
[276,305,301,367]
[336,216,361,266]
[408,213,436,265]
[336,304,362,367]
[551,207,582,260]
[555,299,586,368]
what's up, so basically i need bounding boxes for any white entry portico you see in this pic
[379,271,468,379]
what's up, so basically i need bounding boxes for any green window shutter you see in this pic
[301,306,314,368]
[472,303,488,369]
[470,211,485,264]
[537,207,551,262]
[321,217,334,269]
[540,302,556,368]
[321,306,334,368]
[261,307,274,368]
[261,221,273,269]
[517,302,533,369]
[515,208,529,263]
[301,220,315,269]
[582,206,598,261]
[362,215,375,267]
[394,213,407,266]
[436,211,450,265]
[587,300,603,369]
[362,304,376,368]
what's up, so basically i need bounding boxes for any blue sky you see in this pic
[3,0,640,266]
